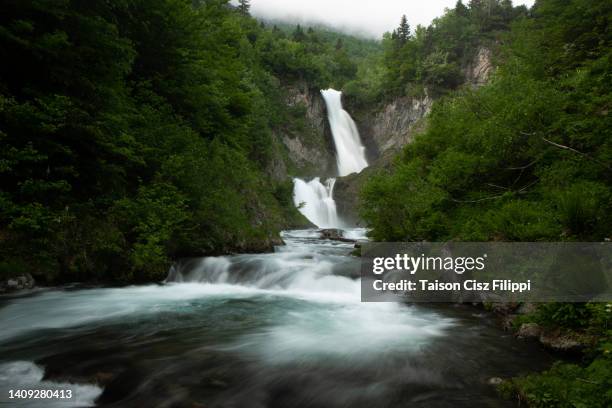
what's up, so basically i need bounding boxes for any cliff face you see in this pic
[268,82,336,180]
[464,46,494,88]
[356,94,433,161]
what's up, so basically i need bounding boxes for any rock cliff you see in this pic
[465,46,494,88]
[268,82,336,180]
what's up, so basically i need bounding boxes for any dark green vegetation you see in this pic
[362,0,610,243]
[360,0,611,405]
[0,0,376,283]
[499,303,612,407]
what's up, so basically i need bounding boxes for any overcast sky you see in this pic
[236,0,536,39]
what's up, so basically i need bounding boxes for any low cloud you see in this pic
[236,0,535,39]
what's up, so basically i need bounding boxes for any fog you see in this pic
[234,0,535,39]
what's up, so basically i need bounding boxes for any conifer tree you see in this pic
[293,24,306,42]
[455,0,469,17]
[468,0,482,10]
[238,0,250,15]
[335,38,343,50]
[397,15,411,43]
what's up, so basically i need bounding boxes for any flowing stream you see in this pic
[0,230,551,407]
[293,89,368,228]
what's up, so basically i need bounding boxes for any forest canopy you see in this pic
[0,0,373,283]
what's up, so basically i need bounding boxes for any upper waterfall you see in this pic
[320,89,368,177]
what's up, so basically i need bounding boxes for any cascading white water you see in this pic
[292,177,339,228]
[292,89,368,228]
[320,88,368,177]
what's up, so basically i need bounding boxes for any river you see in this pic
[0,229,551,407]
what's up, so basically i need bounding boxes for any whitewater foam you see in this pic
[0,361,102,407]
[292,177,340,228]
[321,88,368,177]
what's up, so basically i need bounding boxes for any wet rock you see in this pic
[500,314,517,331]
[516,302,538,315]
[320,228,343,240]
[0,273,35,293]
[489,302,519,314]
[539,331,586,353]
[487,377,504,386]
[517,323,542,339]
[319,229,356,243]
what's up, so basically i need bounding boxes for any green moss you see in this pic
[501,356,612,408]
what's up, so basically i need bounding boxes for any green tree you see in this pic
[293,24,306,42]
[397,15,411,43]
[238,0,250,15]
[456,0,469,17]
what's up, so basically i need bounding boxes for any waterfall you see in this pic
[292,88,367,228]
[320,88,368,177]
[293,177,339,228]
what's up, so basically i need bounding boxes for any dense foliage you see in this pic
[361,0,611,404]
[0,0,370,283]
[361,0,611,243]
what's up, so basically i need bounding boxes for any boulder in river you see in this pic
[0,273,35,293]
[516,323,542,339]
[487,377,504,386]
[538,330,590,353]
[319,229,356,243]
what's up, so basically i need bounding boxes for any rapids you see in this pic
[0,229,551,407]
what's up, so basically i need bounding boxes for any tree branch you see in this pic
[542,137,611,170]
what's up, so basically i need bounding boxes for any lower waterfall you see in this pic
[292,177,339,228]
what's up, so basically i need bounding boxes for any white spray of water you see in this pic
[320,88,368,177]
[166,230,453,363]
[0,361,102,407]
[292,177,339,228]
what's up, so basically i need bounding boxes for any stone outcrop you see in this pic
[364,94,433,157]
[268,82,336,180]
[465,46,494,88]
[285,83,327,130]
[319,228,356,243]
[0,273,35,293]
[517,322,542,339]
[515,322,591,353]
